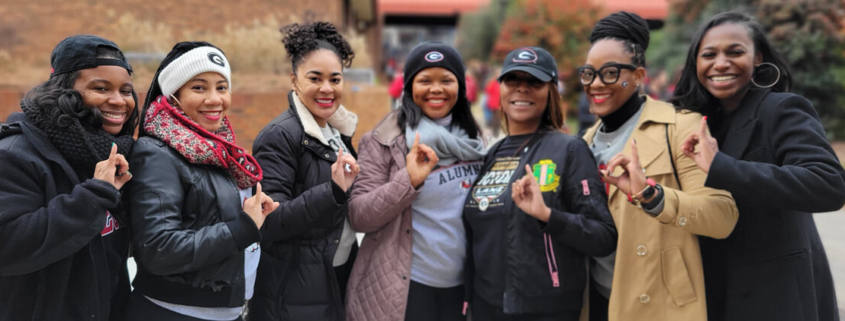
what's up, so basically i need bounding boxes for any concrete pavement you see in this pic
[815,210,845,320]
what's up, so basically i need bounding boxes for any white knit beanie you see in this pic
[159,46,232,98]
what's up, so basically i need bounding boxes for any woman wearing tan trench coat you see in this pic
[583,97,739,321]
[579,12,739,321]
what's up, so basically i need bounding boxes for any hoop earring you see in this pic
[751,62,781,88]
[169,94,182,108]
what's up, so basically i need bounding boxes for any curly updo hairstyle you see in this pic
[281,21,355,73]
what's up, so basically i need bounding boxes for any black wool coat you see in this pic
[0,113,130,321]
[699,88,845,321]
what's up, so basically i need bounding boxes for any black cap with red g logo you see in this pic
[498,47,557,83]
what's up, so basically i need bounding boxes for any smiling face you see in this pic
[411,67,459,120]
[499,71,549,132]
[72,65,136,135]
[173,72,231,132]
[696,23,761,110]
[582,39,644,117]
[291,49,343,127]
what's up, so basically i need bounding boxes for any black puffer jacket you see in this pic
[127,136,262,308]
[248,91,358,321]
[0,113,130,321]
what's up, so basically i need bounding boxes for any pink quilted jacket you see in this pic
[346,111,421,321]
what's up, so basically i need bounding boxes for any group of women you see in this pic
[0,9,843,321]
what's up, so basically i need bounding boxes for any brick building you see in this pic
[0,0,389,150]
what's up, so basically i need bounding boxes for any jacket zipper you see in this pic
[543,233,560,287]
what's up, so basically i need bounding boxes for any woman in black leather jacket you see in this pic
[125,41,278,321]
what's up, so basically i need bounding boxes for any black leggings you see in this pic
[589,279,609,321]
[404,281,465,321]
[470,295,580,321]
[125,291,243,321]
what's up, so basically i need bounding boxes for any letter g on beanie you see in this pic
[159,46,232,97]
[402,41,466,94]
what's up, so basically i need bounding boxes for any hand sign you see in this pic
[681,116,719,173]
[94,143,131,190]
[244,183,279,229]
[331,148,360,192]
[405,133,439,188]
[601,140,647,195]
[512,164,552,222]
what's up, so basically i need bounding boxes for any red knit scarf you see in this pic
[144,96,262,189]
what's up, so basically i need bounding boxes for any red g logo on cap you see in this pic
[425,51,444,62]
[513,48,538,63]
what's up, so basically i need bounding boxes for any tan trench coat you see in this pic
[582,97,739,321]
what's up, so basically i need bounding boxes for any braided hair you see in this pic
[281,22,354,72]
[589,11,650,67]
[140,41,223,137]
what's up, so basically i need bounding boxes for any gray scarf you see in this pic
[405,116,486,166]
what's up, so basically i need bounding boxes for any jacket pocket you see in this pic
[661,246,697,307]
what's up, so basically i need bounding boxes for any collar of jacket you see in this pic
[718,88,770,158]
[370,109,404,147]
[288,90,358,147]
[582,96,678,202]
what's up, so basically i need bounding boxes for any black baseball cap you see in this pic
[498,47,557,83]
[50,35,132,77]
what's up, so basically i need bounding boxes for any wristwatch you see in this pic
[641,178,657,201]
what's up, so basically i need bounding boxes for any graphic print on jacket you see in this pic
[468,156,519,211]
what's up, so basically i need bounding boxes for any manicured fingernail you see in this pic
[632,139,637,145]
[112,142,115,147]
[703,116,708,121]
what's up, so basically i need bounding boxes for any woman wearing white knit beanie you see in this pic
[125,41,277,321]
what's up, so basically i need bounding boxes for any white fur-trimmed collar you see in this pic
[291,91,358,146]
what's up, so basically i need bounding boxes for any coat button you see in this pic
[639,293,650,304]
[325,153,331,158]
[406,229,410,234]
[402,275,407,280]
[374,131,379,136]
[334,239,339,244]
[678,217,688,226]
[636,245,647,256]
[304,140,309,145]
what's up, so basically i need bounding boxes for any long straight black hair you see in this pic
[139,41,223,137]
[671,12,792,116]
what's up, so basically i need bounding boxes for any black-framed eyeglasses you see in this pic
[577,63,637,86]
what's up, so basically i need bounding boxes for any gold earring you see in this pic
[170,94,182,107]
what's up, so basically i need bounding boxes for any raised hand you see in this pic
[601,139,648,196]
[512,165,552,222]
[405,133,439,188]
[681,116,719,173]
[94,143,132,190]
[244,183,278,229]
[331,148,360,192]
